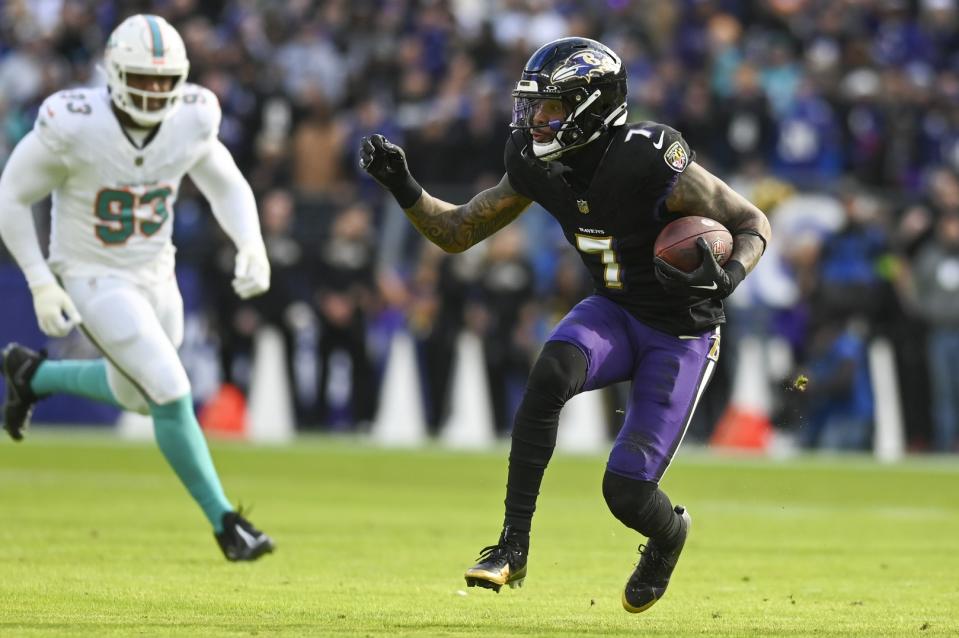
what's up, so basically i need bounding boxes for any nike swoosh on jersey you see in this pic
[653,130,665,149]
[691,282,718,290]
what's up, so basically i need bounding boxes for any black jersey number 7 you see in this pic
[575,233,623,289]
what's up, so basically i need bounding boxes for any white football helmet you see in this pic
[104,14,189,127]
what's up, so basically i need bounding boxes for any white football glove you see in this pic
[233,241,271,300]
[30,282,82,338]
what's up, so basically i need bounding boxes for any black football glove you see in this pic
[654,237,746,299]
[358,134,423,208]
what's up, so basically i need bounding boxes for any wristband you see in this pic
[724,260,747,293]
[392,175,424,209]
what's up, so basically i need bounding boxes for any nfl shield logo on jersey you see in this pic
[577,199,590,214]
[663,141,689,172]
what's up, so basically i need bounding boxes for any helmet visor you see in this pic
[512,96,570,143]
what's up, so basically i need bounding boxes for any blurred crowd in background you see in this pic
[3,0,959,453]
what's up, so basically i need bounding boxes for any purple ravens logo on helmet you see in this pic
[549,50,622,84]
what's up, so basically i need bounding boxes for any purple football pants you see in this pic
[548,295,720,482]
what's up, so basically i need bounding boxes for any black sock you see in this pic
[502,342,587,550]
[602,471,683,549]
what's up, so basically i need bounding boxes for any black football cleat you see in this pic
[622,505,691,613]
[2,343,47,442]
[215,511,275,561]
[464,529,528,593]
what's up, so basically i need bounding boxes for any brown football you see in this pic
[654,216,733,272]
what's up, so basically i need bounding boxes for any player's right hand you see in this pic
[358,134,412,191]
[30,282,82,337]
[359,134,423,208]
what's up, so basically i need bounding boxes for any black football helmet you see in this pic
[511,37,628,162]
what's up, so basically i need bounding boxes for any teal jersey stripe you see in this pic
[144,15,163,58]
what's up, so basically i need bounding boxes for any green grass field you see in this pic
[1,432,957,637]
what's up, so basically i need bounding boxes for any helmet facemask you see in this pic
[512,84,627,161]
[106,65,188,127]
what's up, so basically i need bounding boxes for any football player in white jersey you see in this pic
[0,14,274,561]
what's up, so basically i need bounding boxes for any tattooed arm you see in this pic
[664,162,771,273]
[403,174,532,253]
[359,134,532,253]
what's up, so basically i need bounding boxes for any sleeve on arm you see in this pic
[188,138,262,249]
[187,86,222,143]
[635,122,694,200]
[0,131,68,287]
[645,122,693,177]
[33,94,72,155]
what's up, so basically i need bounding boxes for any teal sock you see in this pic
[31,360,120,406]
[149,395,233,531]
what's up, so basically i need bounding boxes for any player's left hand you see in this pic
[233,242,270,299]
[654,237,745,299]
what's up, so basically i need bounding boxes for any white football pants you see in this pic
[62,274,190,413]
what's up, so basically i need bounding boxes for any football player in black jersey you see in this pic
[360,37,771,613]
